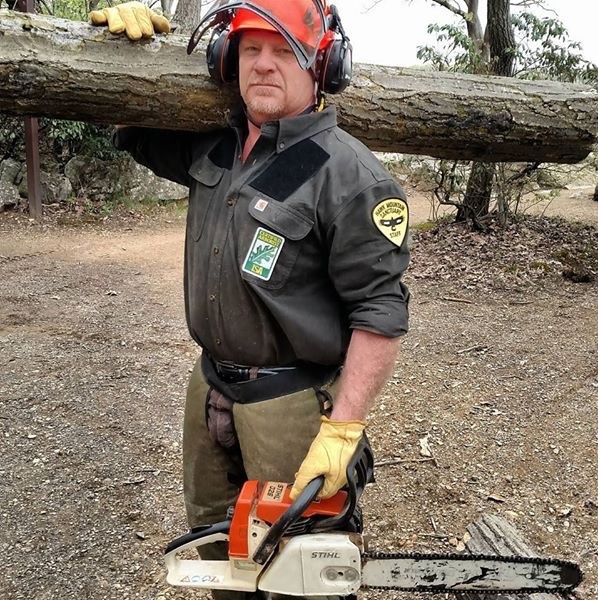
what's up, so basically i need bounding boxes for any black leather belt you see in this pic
[202,353,340,404]
[214,360,298,383]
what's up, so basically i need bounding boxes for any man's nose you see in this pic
[253,48,276,72]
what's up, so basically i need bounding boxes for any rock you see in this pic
[64,155,187,203]
[64,155,118,201]
[19,171,72,204]
[123,159,187,204]
[0,158,23,185]
[0,180,21,212]
[43,173,72,203]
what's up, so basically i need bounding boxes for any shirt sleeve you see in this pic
[326,180,410,337]
[112,127,204,187]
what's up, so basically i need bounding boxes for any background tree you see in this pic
[414,0,596,225]
[414,0,515,223]
[171,0,201,34]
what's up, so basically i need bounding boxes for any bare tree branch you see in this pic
[429,0,467,18]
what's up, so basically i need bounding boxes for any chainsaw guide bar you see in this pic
[361,550,583,594]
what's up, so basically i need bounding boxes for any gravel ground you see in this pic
[1,195,596,600]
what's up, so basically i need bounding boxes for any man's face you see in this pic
[238,30,316,126]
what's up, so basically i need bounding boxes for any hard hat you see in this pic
[187,0,330,70]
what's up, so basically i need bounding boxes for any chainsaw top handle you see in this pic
[252,437,374,565]
[252,476,324,564]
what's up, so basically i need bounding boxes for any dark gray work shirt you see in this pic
[114,106,410,366]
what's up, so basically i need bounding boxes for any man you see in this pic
[92,1,410,598]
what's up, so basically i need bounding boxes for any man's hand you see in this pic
[290,416,366,500]
[89,1,171,41]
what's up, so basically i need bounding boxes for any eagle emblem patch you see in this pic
[372,198,408,247]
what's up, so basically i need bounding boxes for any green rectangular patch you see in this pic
[241,227,285,281]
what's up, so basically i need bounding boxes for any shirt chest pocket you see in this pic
[188,158,225,241]
[239,198,314,290]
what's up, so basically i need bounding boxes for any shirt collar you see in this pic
[227,105,337,153]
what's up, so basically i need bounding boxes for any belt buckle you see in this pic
[216,362,251,383]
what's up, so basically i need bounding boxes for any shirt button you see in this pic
[227,196,235,207]
[209,294,216,302]
[213,247,220,255]
[279,142,285,150]
[215,338,222,345]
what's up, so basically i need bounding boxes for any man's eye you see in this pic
[275,48,294,57]
[242,45,259,54]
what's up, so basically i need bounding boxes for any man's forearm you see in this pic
[331,329,402,421]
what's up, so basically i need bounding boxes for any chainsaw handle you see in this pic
[252,475,324,565]
[164,519,231,555]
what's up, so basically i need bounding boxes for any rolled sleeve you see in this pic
[326,182,410,337]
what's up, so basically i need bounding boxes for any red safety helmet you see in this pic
[187,0,352,94]
[229,3,336,58]
[188,0,329,69]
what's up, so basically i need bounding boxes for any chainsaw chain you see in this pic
[361,550,582,595]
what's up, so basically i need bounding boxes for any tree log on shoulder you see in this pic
[1,10,597,163]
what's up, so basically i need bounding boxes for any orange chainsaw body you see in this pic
[228,480,348,559]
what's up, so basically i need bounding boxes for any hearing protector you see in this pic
[205,4,352,95]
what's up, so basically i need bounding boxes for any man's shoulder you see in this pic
[314,125,399,190]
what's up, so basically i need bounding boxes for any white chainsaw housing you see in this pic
[260,533,361,596]
[165,530,362,596]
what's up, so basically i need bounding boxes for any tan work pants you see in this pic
[183,355,342,600]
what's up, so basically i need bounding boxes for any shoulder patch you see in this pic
[372,198,408,247]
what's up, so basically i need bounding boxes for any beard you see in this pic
[246,97,284,121]
[244,83,285,122]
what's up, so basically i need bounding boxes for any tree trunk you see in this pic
[160,0,175,18]
[487,0,516,78]
[464,0,489,64]
[0,10,596,163]
[172,0,200,35]
[461,0,515,221]
[460,162,495,220]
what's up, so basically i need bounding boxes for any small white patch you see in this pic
[254,198,269,212]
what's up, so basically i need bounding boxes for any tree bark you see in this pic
[0,10,597,163]
[172,0,200,35]
[460,161,495,220]
[463,0,489,63]
[487,0,516,77]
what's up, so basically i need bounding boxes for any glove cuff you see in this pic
[320,415,366,437]
[321,415,366,427]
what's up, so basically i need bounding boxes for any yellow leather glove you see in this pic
[89,1,171,41]
[290,416,366,501]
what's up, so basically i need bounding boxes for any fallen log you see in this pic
[462,514,576,600]
[1,10,597,163]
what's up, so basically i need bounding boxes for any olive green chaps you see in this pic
[183,355,342,600]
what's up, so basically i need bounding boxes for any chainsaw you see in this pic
[164,442,582,596]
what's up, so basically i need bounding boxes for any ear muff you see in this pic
[206,27,238,85]
[319,4,352,95]
[319,37,352,95]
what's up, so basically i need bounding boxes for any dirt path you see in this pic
[1,193,597,600]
